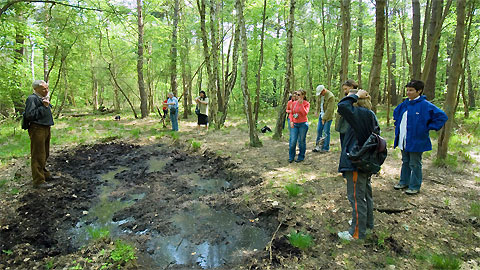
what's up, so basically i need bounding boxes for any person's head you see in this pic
[168,92,174,98]
[355,93,372,110]
[297,89,307,101]
[199,90,206,99]
[32,80,49,97]
[315,85,325,96]
[291,91,298,100]
[405,80,424,100]
[342,79,358,96]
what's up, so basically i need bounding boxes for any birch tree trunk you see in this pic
[437,0,466,160]
[367,0,386,111]
[236,0,261,147]
[273,0,295,140]
[339,0,351,97]
[254,0,267,126]
[137,0,148,118]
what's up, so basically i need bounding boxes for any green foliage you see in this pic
[130,128,141,139]
[86,226,110,240]
[10,188,19,195]
[434,154,458,168]
[376,230,390,249]
[284,182,303,197]
[429,253,462,270]
[69,261,82,270]
[0,179,7,189]
[2,249,13,255]
[287,230,314,251]
[170,131,179,141]
[45,260,54,270]
[110,240,136,266]
[470,202,480,218]
[191,140,202,151]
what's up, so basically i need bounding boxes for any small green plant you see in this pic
[284,182,303,197]
[130,128,141,139]
[191,140,201,151]
[429,253,462,270]
[444,198,450,207]
[110,240,136,266]
[70,261,82,270]
[0,179,7,189]
[377,230,390,249]
[9,188,19,195]
[45,260,54,270]
[87,226,110,240]
[2,249,13,255]
[470,202,480,218]
[475,176,480,183]
[170,131,179,140]
[287,230,314,250]
[434,154,458,168]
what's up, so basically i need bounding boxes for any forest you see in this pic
[0,0,479,269]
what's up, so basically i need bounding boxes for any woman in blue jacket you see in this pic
[393,80,448,195]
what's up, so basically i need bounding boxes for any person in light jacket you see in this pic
[393,80,448,195]
[313,85,335,153]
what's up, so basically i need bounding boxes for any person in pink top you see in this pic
[286,91,298,133]
[288,89,310,163]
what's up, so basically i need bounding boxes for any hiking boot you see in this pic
[312,146,321,152]
[319,149,329,153]
[295,159,304,163]
[288,159,294,163]
[337,231,354,241]
[394,183,408,190]
[405,189,419,195]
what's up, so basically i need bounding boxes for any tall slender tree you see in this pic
[339,0,351,97]
[137,0,148,118]
[411,0,421,79]
[236,0,261,147]
[368,0,386,111]
[254,0,267,126]
[437,0,466,160]
[170,0,179,97]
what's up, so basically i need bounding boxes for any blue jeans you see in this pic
[316,119,332,151]
[289,122,309,161]
[170,110,178,131]
[399,151,423,190]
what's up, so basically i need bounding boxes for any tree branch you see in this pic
[0,0,112,17]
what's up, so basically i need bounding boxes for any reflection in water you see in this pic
[147,203,269,269]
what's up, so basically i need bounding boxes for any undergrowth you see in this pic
[287,230,314,251]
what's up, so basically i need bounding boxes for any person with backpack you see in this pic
[393,80,448,195]
[23,80,56,188]
[337,89,379,241]
[164,92,179,131]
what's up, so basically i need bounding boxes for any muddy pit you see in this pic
[0,142,278,269]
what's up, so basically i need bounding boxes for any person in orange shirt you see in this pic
[288,89,310,163]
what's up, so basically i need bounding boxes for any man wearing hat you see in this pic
[313,85,335,153]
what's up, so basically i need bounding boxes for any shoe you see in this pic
[288,159,294,163]
[34,182,54,189]
[295,159,304,163]
[319,149,329,153]
[312,146,320,152]
[46,175,60,181]
[405,189,419,195]
[348,219,352,226]
[394,183,408,190]
[337,231,354,241]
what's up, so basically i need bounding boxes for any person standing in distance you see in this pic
[24,80,55,188]
[195,90,209,131]
[164,92,179,131]
[393,80,447,195]
[313,85,335,153]
[288,89,310,163]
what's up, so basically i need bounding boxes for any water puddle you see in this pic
[146,202,269,269]
[147,156,169,173]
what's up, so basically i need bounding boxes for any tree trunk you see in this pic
[137,0,148,118]
[89,51,98,111]
[423,0,444,100]
[170,0,179,98]
[339,0,351,98]
[273,0,295,140]
[236,0,261,147]
[398,8,413,79]
[254,0,267,127]
[357,0,363,88]
[437,0,466,160]
[367,0,386,112]
[43,2,49,82]
[411,0,421,79]
[391,40,398,105]
[272,13,280,108]
[467,61,475,108]
[385,2,392,126]
[209,0,220,126]
[181,36,192,119]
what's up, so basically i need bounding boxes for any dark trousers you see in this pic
[345,171,374,239]
[28,123,51,185]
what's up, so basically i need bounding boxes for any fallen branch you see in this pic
[268,221,283,264]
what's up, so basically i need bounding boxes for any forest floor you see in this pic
[0,110,479,270]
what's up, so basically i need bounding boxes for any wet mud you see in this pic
[0,142,278,269]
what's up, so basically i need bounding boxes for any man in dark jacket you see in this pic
[337,89,379,241]
[24,80,55,188]
[393,80,447,195]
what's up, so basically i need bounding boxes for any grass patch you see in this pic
[110,240,136,265]
[470,202,480,218]
[429,253,462,270]
[0,179,8,189]
[191,140,202,151]
[287,230,314,251]
[284,182,303,197]
[86,226,110,240]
